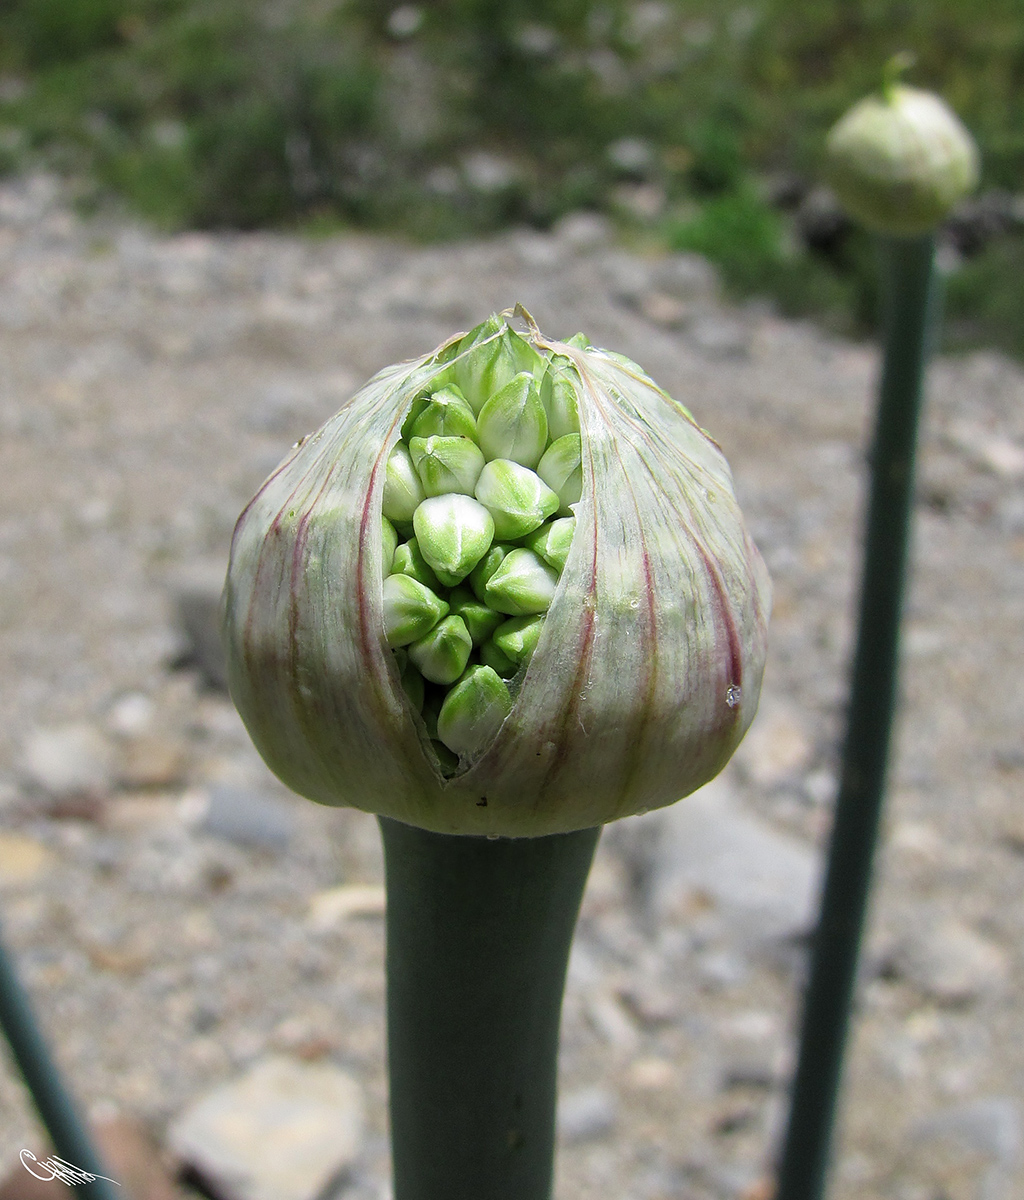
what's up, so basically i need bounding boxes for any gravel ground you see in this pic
[1,173,1023,1200]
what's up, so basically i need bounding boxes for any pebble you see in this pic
[732,699,813,790]
[0,833,54,887]
[307,884,387,929]
[890,918,1009,1005]
[200,784,294,852]
[18,723,113,800]
[558,1087,618,1144]
[168,1055,364,1200]
[645,776,820,944]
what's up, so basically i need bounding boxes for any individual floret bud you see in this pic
[476,372,548,467]
[449,587,504,646]
[540,358,580,440]
[391,537,442,591]
[484,548,559,616]
[408,615,474,685]
[469,544,513,603]
[436,665,513,758]
[454,316,544,414]
[413,494,495,587]
[381,517,399,576]
[409,435,486,497]
[565,332,591,349]
[825,57,979,235]
[431,739,460,777]
[523,517,575,573]
[396,651,425,711]
[382,443,425,523]
[382,574,450,647]
[409,386,478,440]
[480,640,517,677]
[492,615,544,667]
[475,460,559,540]
[537,434,583,517]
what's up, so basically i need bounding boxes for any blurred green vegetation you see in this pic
[1,0,1023,353]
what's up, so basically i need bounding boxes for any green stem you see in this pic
[379,817,600,1200]
[0,921,121,1200]
[775,233,938,1200]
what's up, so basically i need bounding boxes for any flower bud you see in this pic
[436,665,513,758]
[382,443,425,523]
[540,358,580,440]
[382,574,450,647]
[475,459,559,540]
[224,310,770,836]
[391,537,442,592]
[408,615,474,685]
[448,586,504,646]
[476,372,548,467]
[484,548,559,616]
[523,517,575,573]
[537,434,583,517]
[492,615,544,667]
[825,65,979,235]
[413,494,495,587]
[381,517,399,576]
[409,386,478,440]
[409,435,486,497]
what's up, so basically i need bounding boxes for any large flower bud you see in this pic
[223,309,771,836]
[825,61,979,235]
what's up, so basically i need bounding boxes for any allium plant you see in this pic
[223,308,770,1199]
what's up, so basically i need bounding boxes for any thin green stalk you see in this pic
[379,817,600,1200]
[0,921,121,1200]
[775,232,939,1200]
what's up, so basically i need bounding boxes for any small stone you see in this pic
[891,918,1009,1005]
[558,1087,618,1144]
[168,1056,364,1200]
[640,291,690,328]
[0,833,54,887]
[172,562,230,691]
[732,698,813,789]
[116,734,187,790]
[19,723,113,800]
[201,784,294,852]
[308,885,387,930]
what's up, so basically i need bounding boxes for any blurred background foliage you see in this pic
[1,0,1023,353]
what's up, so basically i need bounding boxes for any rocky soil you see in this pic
[1,173,1023,1200]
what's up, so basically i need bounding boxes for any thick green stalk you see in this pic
[775,233,939,1200]
[379,817,600,1200]
[0,921,121,1200]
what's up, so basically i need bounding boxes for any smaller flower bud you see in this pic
[469,543,513,603]
[825,62,979,235]
[484,547,559,616]
[391,537,442,591]
[449,586,504,646]
[382,443,425,523]
[492,614,544,666]
[540,358,580,440]
[475,459,559,540]
[480,639,517,677]
[382,573,450,647]
[537,434,583,517]
[409,434,486,497]
[408,615,474,685]
[522,516,575,573]
[381,517,399,576]
[436,665,512,758]
[413,494,495,587]
[564,332,591,349]
[409,386,478,440]
[476,372,548,467]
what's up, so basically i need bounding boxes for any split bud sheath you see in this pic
[223,311,771,836]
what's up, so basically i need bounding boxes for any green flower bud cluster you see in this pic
[380,316,584,767]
